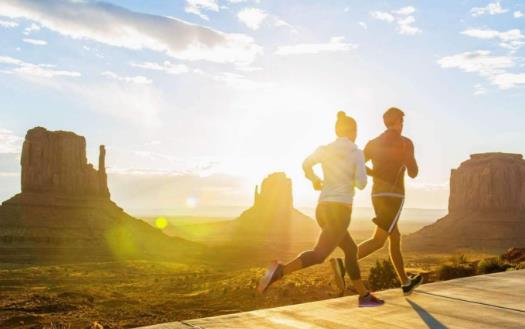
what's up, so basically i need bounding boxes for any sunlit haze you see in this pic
[1,0,524,216]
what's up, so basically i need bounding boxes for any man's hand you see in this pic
[312,179,323,191]
[366,166,374,176]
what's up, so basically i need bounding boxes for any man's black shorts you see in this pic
[371,194,405,233]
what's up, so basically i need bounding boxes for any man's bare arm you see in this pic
[405,139,418,178]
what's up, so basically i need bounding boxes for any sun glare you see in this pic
[186,196,198,209]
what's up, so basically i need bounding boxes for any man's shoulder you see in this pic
[401,135,414,145]
[366,133,383,146]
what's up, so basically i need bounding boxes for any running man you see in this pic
[333,107,422,295]
[257,111,384,307]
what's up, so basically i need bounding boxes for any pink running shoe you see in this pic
[257,261,283,294]
[358,293,385,307]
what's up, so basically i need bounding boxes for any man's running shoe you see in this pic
[402,274,423,296]
[358,293,385,307]
[329,258,346,293]
[257,261,283,294]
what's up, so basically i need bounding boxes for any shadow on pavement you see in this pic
[407,299,449,329]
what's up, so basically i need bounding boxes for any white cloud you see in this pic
[437,50,513,76]
[358,22,367,29]
[0,19,18,28]
[394,6,416,16]
[437,50,525,90]
[272,17,294,29]
[471,1,507,17]
[227,0,256,3]
[370,11,395,23]
[237,8,268,30]
[131,61,190,75]
[185,0,219,21]
[23,22,39,35]
[488,73,525,89]
[101,71,152,85]
[236,7,294,32]
[0,55,23,65]
[0,54,81,78]
[0,0,261,65]
[514,11,524,18]
[397,16,421,35]
[473,83,487,95]
[462,28,524,50]
[370,7,421,35]
[275,36,357,56]
[22,38,47,45]
[0,129,22,154]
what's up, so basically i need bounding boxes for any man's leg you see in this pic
[388,226,409,285]
[357,226,388,260]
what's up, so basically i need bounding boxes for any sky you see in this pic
[0,0,524,216]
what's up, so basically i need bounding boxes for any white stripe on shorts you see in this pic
[388,197,405,233]
[372,192,405,198]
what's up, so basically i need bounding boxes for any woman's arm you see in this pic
[303,146,324,190]
[354,150,368,190]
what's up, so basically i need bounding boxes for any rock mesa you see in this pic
[405,153,525,251]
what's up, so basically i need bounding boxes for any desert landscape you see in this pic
[1,1,524,328]
[0,128,523,328]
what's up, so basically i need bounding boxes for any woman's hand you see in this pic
[312,178,323,191]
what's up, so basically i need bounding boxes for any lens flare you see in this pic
[155,216,168,229]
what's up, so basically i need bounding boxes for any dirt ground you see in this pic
[0,246,496,329]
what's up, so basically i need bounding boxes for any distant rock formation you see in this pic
[246,172,294,226]
[405,153,525,251]
[0,127,200,263]
[234,172,317,247]
[168,172,318,250]
[448,153,525,213]
[20,127,109,197]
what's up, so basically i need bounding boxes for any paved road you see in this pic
[138,270,525,329]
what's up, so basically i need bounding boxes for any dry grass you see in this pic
[0,246,497,329]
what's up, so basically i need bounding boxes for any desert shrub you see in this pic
[368,259,400,291]
[437,263,475,281]
[477,257,511,275]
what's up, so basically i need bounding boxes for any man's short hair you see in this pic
[383,107,404,128]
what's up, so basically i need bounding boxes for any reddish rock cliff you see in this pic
[448,153,525,214]
[20,127,109,197]
[0,127,200,263]
[405,152,525,251]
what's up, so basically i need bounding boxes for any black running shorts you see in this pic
[371,194,405,233]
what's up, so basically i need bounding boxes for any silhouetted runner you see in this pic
[333,107,422,295]
[257,111,384,307]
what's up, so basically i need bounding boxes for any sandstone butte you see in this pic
[0,127,201,263]
[405,152,525,251]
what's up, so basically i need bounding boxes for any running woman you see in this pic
[257,111,384,307]
[332,107,422,296]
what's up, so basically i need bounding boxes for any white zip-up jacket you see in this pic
[303,137,367,205]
